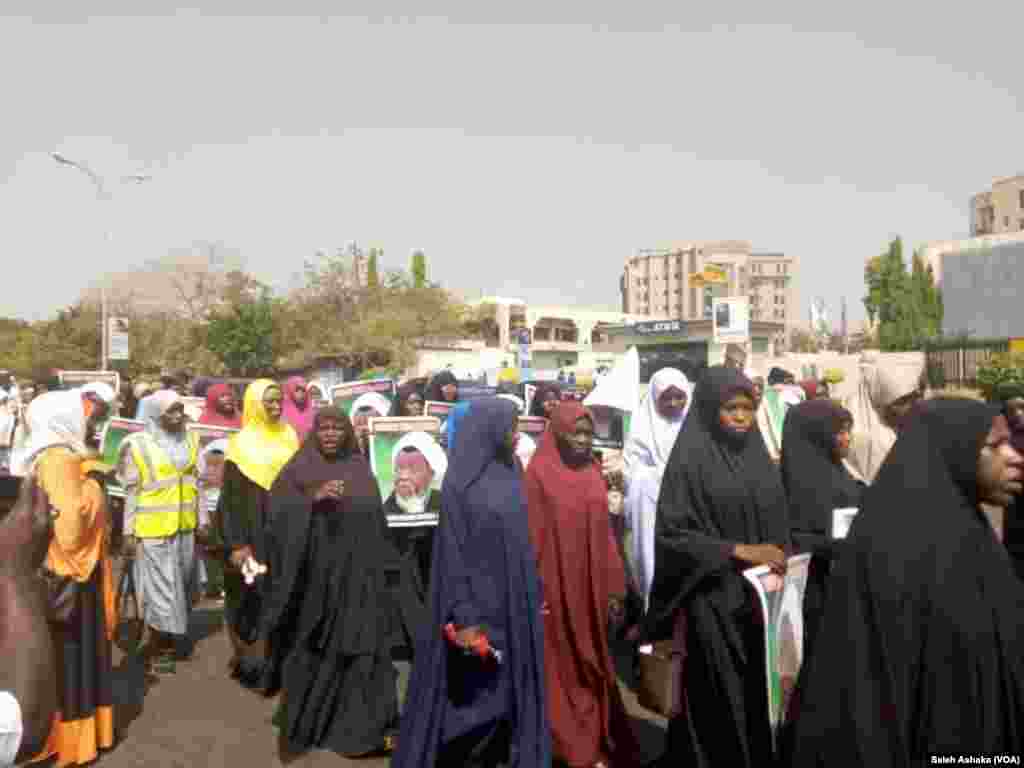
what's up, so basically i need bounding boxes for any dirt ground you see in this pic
[52,570,668,767]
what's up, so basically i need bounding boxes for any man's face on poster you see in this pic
[394,449,433,500]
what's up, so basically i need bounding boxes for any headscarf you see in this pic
[425,369,458,402]
[524,400,638,765]
[199,382,242,428]
[624,368,694,475]
[648,366,791,632]
[845,351,924,484]
[391,380,426,416]
[530,381,563,418]
[767,367,791,386]
[190,377,212,398]
[281,376,316,439]
[19,390,89,470]
[788,399,1024,763]
[136,389,193,470]
[392,397,550,768]
[79,382,116,405]
[391,431,448,490]
[443,400,472,453]
[350,392,391,419]
[226,379,300,491]
[799,379,819,400]
[198,438,229,478]
[497,392,526,414]
[780,399,863,552]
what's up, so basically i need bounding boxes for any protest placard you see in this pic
[186,423,239,454]
[367,416,441,503]
[743,553,812,750]
[58,370,121,395]
[331,379,396,416]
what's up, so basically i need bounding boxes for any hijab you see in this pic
[524,400,638,765]
[780,399,862,549]
[281,376,316,439]
[768,367,791,386]
[443,400,472,453]
[200,382,242,428]
[79,382,116,405]
[226,379,300,491]
[530,381,563,418]
[624,368,694,475]
[198,438,229,479]
[20,390,89,470]
[391,380,426,416]
[391,431,447,490]
[425,369,458,402]
[648,366,791,632]
[846,351,924,484]
[788,399,1024,763]
[137,389,192,470]
[392,397,550,768]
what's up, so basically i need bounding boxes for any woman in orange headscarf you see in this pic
[23,390,117,767]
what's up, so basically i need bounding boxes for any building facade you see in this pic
[619,241,796,340]
[970,175,1024,236]
[935,239,1024,339]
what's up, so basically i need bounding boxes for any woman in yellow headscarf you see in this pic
[218,380,299,687]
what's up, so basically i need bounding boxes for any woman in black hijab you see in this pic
[995,382,1024,580]
[425,370,458,404]
[788,398,1024,764]
[392,381,426,417]
[529,381,562,419]
[648,366,790,768]
[260,406,398,758]
[779,399,863,657]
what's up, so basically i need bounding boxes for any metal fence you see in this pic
[924,340,1009,388]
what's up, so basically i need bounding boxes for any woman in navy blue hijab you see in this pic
[392,398,550,768]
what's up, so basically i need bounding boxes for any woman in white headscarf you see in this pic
[623,368,694,610]
[845,351,925,484]
[20,390,117,767]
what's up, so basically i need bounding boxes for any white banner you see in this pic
[713,297,750,344]
[108,317,130,361]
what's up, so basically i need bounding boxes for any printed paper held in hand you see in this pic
[742,554,812,751]
[832,508,859,540]
[241,556,267,585]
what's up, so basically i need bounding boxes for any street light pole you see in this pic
[53,153,151,371]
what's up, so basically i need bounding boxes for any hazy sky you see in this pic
[2,2,1021,326]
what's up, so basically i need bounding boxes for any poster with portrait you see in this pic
[368,416,441,505]
[97,418,146,497]
[331,379,396,417]
[58,370,121,396]
[186,423,240,454]
[743,553,812,749]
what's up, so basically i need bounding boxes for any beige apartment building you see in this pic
[971,175,1024,236]
[620,241,797,334]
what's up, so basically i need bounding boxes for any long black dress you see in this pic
[381,489,440,654]
[260,423,398,757]
[779,399,863,659]
[647,366,790,768]
[218,460,272,645]
[788,399,1024,765]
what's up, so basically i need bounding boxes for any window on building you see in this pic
[689,251,697,274]
[1020,219,1024,230]
[1020,189,1024,209]
[690,287,698,319]
[1005,216,1011,228]
[782,263,788,274]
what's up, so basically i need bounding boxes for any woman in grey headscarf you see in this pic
[117,390,202,675]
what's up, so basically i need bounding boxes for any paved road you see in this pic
[83,590,667,766]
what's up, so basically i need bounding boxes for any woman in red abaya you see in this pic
[525,401,639,768]
[199,383,242,429]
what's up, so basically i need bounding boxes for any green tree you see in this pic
[863,237,941,352]
[411,250,427,288]
[205,291,278,375]
[367,248,381,290]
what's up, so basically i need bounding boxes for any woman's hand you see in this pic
[734,543,788,575]
[230,545,254,570]
[313,480,345,502]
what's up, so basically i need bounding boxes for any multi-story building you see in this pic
[620,241,797,334]
[970,175,1024,236]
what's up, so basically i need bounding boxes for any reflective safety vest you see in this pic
[128,432,200,538]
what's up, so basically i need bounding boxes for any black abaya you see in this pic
[260,416,398,757]
[779,399,863,657]
[648,366,790,768]
[788,399,1024,765]
[381,490,440,653]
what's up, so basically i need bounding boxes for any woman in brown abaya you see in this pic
[525,401,638,768]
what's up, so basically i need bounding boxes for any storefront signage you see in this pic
[633,319,684,336]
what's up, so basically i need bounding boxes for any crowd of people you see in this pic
[1,355,1023,767]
